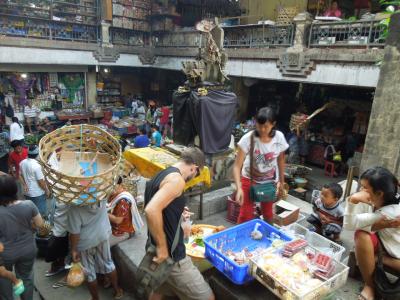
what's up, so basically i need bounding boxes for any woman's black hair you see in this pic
[0,175,18,206]
[255,106,277,138]
[361,166,399,206]
[12,116,22,129]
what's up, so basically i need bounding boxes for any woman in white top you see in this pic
[9,117,24,144]
[344,166,400,300]
[233,107,289,224]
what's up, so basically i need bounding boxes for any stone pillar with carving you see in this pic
[290,12,313,52]
[101,21,111,47]
[276,12,315,78]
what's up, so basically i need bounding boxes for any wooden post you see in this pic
[344,166,355,199]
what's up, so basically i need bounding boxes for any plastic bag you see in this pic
[67,262,85,287]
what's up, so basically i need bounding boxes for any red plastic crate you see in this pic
[226,195,240,224]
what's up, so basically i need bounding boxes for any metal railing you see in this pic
[154,30,206,48]
[110,27,145,46]
[223,23,295,48]
[0,15,98,42]
[308,20,386,48]
[0,0,99,43]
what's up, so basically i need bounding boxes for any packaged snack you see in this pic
[285,239,308,252]
[313,253,333,273]
[314,263,335,281]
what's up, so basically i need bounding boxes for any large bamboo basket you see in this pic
[39,124,121,206]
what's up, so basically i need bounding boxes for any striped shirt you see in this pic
[24,106,40,118]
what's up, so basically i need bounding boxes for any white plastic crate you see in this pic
[250,246,349,300]
[281,223,345,262]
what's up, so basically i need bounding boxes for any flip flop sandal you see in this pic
[46,266,66,277]
[52,280,68,289]
[358,293,374,300]
[103,281,111,289]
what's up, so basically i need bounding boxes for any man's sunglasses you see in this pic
[195,166,201,177]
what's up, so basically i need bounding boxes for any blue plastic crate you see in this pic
[203,219,292,285]
[112,108,129,118]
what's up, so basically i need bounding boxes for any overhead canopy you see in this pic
[173,89,238,154]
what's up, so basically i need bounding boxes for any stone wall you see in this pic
[360,13,400,178]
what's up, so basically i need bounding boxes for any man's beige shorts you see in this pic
[155,256,213,300]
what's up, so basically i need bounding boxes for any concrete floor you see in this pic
[32,195,361,300]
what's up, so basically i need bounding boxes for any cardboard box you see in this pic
[274,200,300,226]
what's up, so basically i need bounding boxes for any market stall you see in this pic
[123,147,211,189]
[0,72,88,125]
[199,219,348,299]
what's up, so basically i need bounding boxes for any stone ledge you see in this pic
[186,186,235,220]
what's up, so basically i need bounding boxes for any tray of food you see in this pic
[185,224,225,258]
[249,244,349,300]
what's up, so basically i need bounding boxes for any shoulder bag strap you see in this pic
[250,131,255,186]
[376,233,384,267]
[170,215,183,260]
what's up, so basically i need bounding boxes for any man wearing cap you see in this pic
[20,144,50,217]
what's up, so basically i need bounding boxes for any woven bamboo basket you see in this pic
[119,158,140,198]
[276,6,298,25]
[39,124,121,206]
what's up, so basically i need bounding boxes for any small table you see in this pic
[56,111,91,124]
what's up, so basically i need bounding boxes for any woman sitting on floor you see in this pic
[344,166,400,300]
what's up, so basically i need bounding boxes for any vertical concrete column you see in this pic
[101,21,111,47]
[360,13,400,177]
[86,70,97,107]
[291,12,313,51]
[231,77,250,121]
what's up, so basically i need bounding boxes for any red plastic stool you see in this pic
[324,160,336,177]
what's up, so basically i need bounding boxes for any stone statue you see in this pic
[182,18,228,86]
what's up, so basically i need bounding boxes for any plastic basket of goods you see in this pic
[185,224,225,272]
[249,241,349,300]
[203,219,293,285]
[282,223,345,262]
[39,125,121,206]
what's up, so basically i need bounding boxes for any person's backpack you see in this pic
[5,99,14,118]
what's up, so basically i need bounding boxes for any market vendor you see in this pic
[344,167,400,300]
[37,117,54,134]
[233,107,289,224]
[134,127,150,148]
[23,101,41,134]
[107,177,143,247]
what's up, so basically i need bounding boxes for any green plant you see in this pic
[379,0,400,40]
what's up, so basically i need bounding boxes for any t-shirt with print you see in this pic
[238,130,289,184]
[311,198,344,227]
[0,200,38,261]
[20,158,45,197]
[111,199,134,236]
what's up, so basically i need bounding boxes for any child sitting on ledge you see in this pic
[307,183,344,243]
